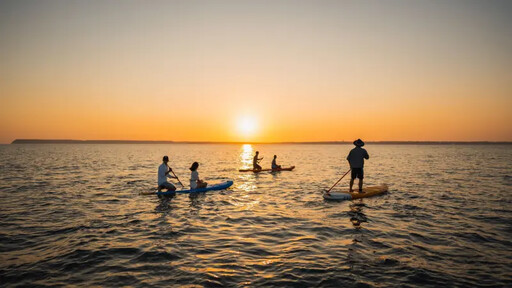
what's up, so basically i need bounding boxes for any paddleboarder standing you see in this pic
[347,139,369,193]
[158,156,178,192]
[253,151,263,170]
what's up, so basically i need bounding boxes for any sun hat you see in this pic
[353,139,365,147]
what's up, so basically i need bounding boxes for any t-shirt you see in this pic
[158,163,170,185]
[346,147,369,168]
[190,170,199,189]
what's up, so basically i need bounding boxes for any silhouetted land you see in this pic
[10,139,512,145]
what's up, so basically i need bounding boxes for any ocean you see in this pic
[1,143,511,287]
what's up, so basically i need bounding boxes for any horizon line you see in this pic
[9,139,512,145]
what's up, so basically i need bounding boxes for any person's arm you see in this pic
[165,166,177,179]
[364,150,369,160]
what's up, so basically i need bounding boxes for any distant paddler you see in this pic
[347,139,370,193]
[253,151,263,170]
[271,155,282,170]
[157,156,178,193]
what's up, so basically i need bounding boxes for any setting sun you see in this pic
[236,117,258,138]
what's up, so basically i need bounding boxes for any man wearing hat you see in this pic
[347,139,370,193]
[158,156,178,192]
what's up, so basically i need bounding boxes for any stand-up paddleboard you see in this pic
[323,184,388,200]
[155,181,233,196]
[239,166,295,173]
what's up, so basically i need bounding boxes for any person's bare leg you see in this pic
[349,178,354,192]
[358,179,363,193]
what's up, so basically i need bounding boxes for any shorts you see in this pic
[351,168,364,179]
[158,182,176,190]
[253,164,262,170]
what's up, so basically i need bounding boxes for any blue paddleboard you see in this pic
[156,180,233,196]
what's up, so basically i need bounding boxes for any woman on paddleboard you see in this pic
[190,162,207,189]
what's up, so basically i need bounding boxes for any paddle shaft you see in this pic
[167,164,185,187]
[326,168,351,193]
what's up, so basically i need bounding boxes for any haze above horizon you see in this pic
[1,0,511,144]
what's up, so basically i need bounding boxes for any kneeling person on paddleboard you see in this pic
[347,139,369,193]
[253,151,263,170]
[158,156,178,192]
[190,162,207,189]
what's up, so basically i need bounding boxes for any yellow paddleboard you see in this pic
[323,184,389,200]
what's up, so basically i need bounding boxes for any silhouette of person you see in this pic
[253,151,263,170]
[347,139,369,193]
[271,155,282,170]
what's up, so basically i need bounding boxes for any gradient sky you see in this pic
[1,0,511,143]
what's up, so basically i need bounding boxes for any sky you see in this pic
[1,0,511,143]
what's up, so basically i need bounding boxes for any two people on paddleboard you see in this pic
[347,139,370,193]
[253,151,282,170]
[158,156,207,192]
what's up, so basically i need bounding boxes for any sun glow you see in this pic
[237,117,258,138]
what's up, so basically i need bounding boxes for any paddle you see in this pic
[325,168,351,194]
[167,164,184,187]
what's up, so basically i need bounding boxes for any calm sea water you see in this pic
[0,144,511,287]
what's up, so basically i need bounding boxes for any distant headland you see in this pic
[10,139,512,145]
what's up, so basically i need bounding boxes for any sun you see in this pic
[237,116,258,137]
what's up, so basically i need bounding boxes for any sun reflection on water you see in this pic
[239,144,253,169]
[237,144,259,195]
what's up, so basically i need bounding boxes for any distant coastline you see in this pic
[10,139,512,145]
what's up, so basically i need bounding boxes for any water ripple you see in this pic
[0,144,511,287]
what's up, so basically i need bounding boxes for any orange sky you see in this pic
[1,0,511,143]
